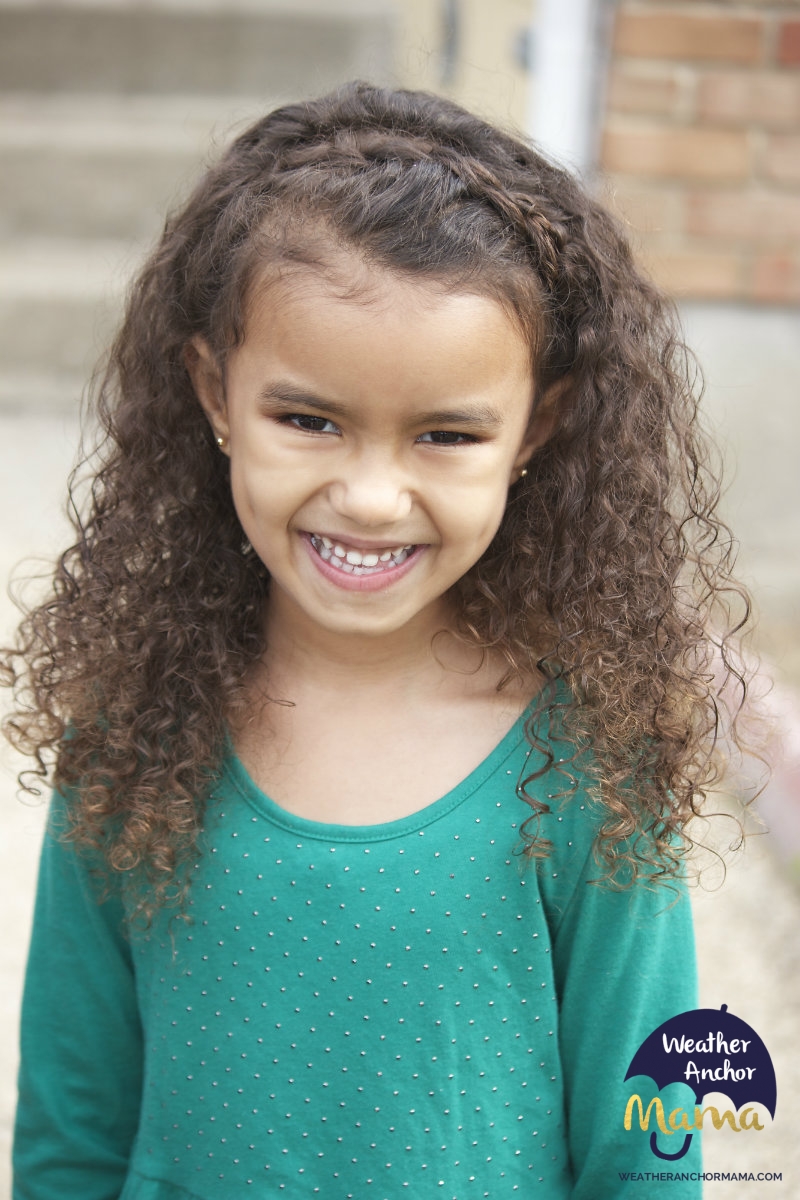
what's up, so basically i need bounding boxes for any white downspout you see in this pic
[526,0,613,176]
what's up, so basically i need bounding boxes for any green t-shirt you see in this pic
[14,703,700,1198]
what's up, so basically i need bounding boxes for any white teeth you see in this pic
[310,534,416,574]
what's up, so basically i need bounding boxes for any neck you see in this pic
[257,591,485,703]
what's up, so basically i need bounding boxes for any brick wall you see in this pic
[599,0,800,303]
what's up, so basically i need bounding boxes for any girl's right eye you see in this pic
[281,414,340,435]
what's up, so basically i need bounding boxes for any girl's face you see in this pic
[190,259,550,648]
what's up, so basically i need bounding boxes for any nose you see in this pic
[327,451,413,527]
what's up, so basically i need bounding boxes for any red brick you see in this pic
[778,20,800,66]
[640,244,744,299]
[762,135,800,185]
[599,176,683,234]
[687,189,800,240]
[602,124,749,181]
[751,253,800,302]
[653,0,800,5]
[697,71,800,130]
[614,11,764,64]
[606,64,684,117]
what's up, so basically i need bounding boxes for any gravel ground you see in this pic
[1,315,798,1200]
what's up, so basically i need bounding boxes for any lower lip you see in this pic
[301,533,424,593]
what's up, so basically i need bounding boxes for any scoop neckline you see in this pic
[222,697,545,844]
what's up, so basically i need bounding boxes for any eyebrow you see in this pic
[258,382,350,418]
[258,381,507,429]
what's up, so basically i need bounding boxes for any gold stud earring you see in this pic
[519,467,528,478]
[216,435,227,450]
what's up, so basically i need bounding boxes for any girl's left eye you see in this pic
[283,414,340,434]
[417,430,478,446]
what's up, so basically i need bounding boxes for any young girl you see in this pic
[5,82,748,1199]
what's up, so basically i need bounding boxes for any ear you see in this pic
[184,337,230,449]
[511,377,567,479]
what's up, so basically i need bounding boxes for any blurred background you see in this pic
[1,0,798,1195]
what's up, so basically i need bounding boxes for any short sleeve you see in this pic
[13,791,143,1200]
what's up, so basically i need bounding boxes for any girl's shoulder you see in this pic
[520,679,689,918]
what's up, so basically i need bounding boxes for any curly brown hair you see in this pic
[2,81,750,911]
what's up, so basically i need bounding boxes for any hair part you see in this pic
[2,81,752,916]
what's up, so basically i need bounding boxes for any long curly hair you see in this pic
[2,82,751,911]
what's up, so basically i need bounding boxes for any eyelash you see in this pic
[280,413,338,434]
[279,414,479,445]
[416,430,479,446]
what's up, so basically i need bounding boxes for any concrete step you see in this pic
[0,369,87,412]
[0,238,132,382]
[0,95,274,239]
[0,3,393,96]
[0,0,396,408]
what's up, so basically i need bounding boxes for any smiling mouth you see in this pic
[308,534,417,575]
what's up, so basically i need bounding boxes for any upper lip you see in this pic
[304,531,419,551]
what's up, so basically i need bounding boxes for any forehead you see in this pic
[238,255,534,408]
